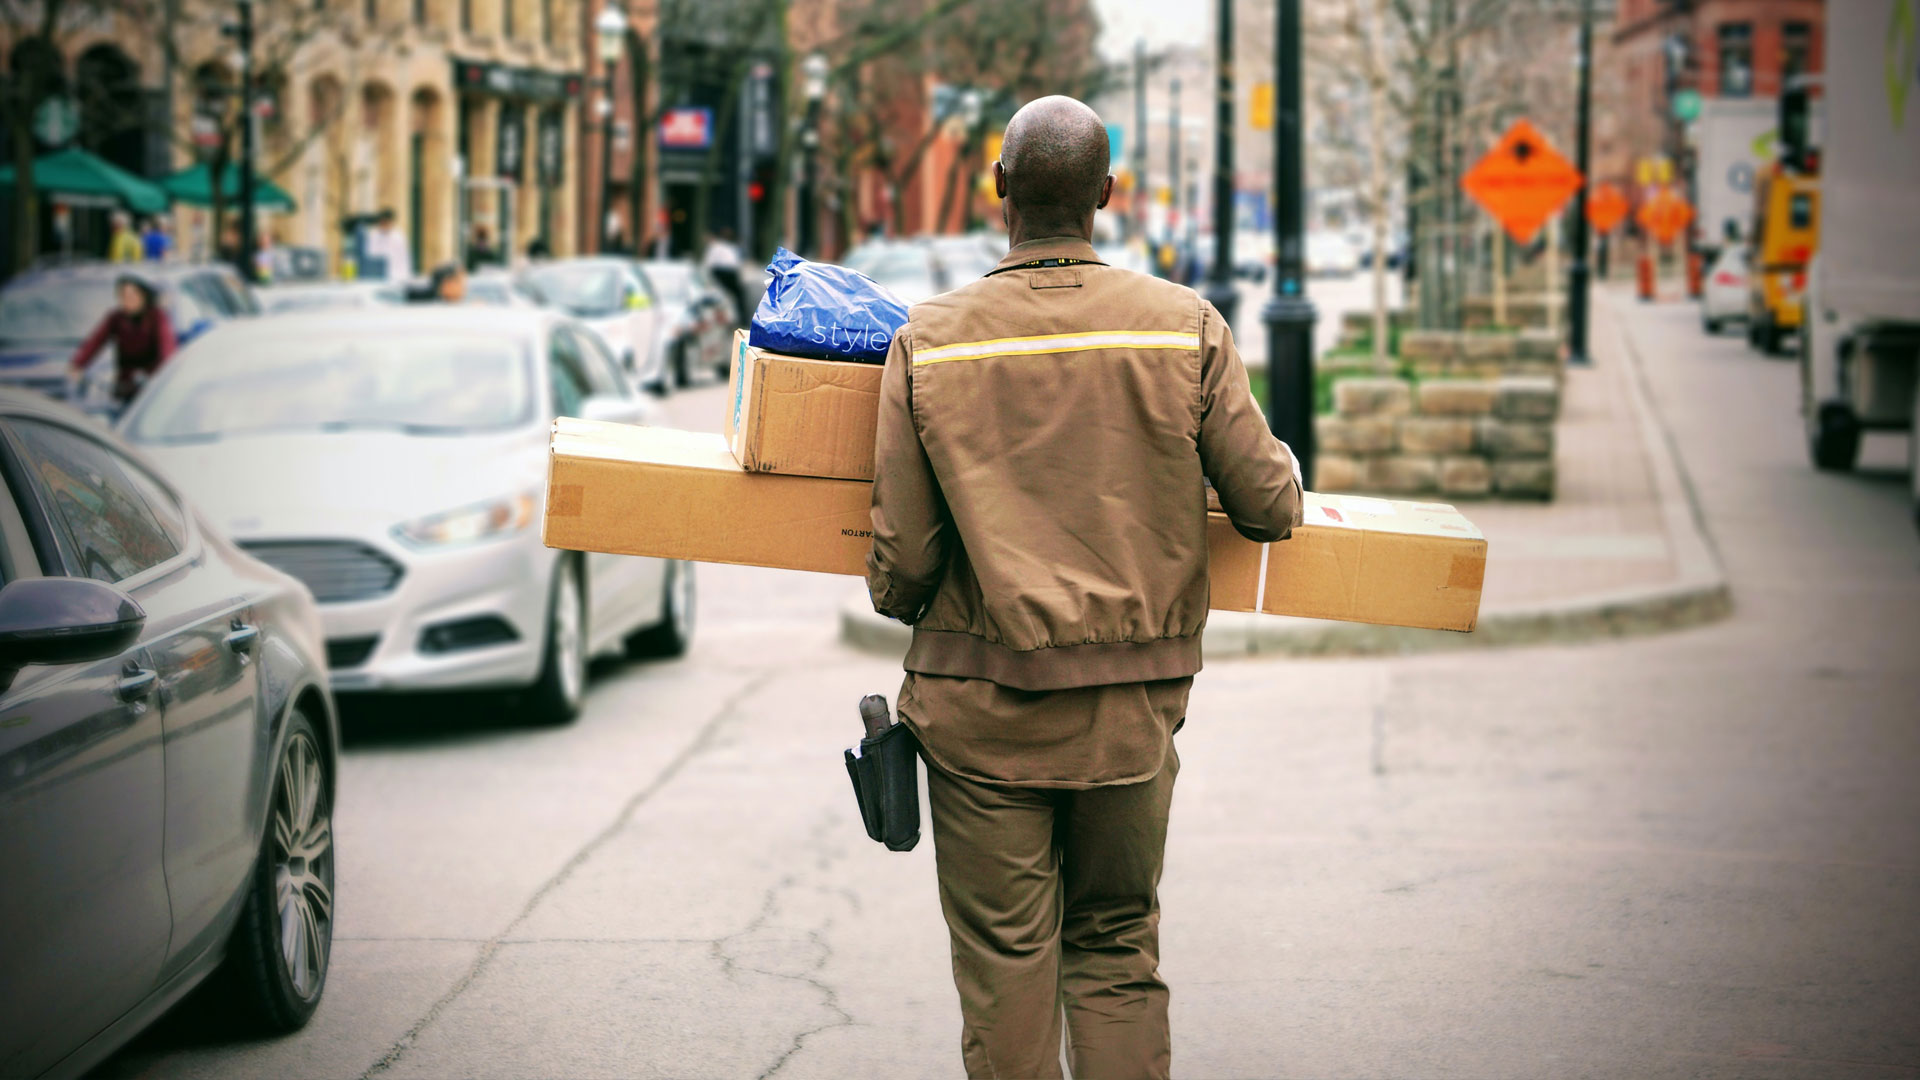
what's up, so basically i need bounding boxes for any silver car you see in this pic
[522,258,666,395]
[117,307,694,725]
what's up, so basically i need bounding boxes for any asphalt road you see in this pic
[97,290,1919,1079]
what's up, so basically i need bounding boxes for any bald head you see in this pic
[996,96,1113,241]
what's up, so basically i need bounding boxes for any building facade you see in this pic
[3,0,589,274]
[1601,0,1824,209]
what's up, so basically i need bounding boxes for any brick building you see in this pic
[1600,0,1824,204]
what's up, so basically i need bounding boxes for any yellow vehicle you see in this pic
[1746,165,1819,355]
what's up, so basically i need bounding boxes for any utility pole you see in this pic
[1263,0,1317,486]
[1566,0,1595,365]
[234,0,257,282]
[1202,0,1239,326]
[1134,39,1148,245]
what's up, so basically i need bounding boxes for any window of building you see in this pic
[1718,22,1753,97]
[541,0,551,46]
[460,0,471,32]
[364,0,378,24]
[503,0,514,40]
[412,0,424,25]
[1782,21,1813,82]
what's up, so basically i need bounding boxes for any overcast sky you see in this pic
[1093,0,1206,57]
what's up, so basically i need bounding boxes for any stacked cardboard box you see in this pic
[544,334,1488,633]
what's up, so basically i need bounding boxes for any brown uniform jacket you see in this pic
[867,236,1302,692]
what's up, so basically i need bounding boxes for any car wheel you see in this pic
[220,706,333,1033]
[527,558,587,725]
[1809,404,1861,472]
[673,342,692,388]
[625,559,695,659]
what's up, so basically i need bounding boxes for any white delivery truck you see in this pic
[1690,97,1777,253]
[1800,0,1920,527]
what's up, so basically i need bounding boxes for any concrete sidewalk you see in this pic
[842,285,1730,657]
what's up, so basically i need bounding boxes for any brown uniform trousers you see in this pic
[927,744,1179,1079]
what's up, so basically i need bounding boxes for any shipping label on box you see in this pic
[546,420,1485,631]
[725,330,884,481]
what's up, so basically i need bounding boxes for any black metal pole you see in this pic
[1134,39,1148,245]
[1262,0,1317,487]
[237,0,257,282]
[1202,0,1238,326]
[799,99,821,256]
[598,90,615,251]
[1567,0,1594,365]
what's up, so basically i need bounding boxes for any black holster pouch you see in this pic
[845,723,920,851]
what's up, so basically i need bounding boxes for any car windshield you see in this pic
[0,279,117,342]
[643,263,693,304]
[128,332,533,442]
[857,247,935,295]
[526,264,625,318]
[260,287,374,314]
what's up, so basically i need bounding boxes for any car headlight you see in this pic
[394,492,538,548]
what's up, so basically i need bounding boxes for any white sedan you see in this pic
[118,307,694,725]
[1699,244,1750,335]
[523,258,666,395]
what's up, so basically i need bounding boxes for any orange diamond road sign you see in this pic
[1586,182,1629,233]
[1636,187,1694,246]
[1461,118,1585,244]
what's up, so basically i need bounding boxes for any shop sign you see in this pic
[453,58,583,103]
[660,107,713,150]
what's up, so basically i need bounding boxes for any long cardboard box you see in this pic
[545,419,1487,631]
[725,330,884,481]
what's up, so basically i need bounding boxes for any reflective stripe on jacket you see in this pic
[867,235,1302,691]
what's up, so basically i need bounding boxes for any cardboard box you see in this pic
[725,330,885,481]
[545,419,1485,631]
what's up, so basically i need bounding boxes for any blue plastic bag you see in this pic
[749,247,909,364]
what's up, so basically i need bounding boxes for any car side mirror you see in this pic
[578,394,647,426]
[0,577,146,674]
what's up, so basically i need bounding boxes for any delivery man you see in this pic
[867,96,1303,1079]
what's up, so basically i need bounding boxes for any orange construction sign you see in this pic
[1636,187,1694,245]
[1460,118,1585,244]
[1586,182,1629,233]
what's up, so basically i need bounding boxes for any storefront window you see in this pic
[1718,22,1753,97]
[503,0,514,39]
[1782,21,1813,82]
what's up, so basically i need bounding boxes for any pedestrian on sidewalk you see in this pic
[868,95,1303,1079]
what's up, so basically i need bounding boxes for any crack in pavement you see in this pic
[357,671,775,1079]
[698,813,860,1080]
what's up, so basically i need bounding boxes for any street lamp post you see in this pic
[1202,0,1238,325]
[1262,0,1318,486]
[799,52,828,257]
[1566,0,1595,366]
[594,2,627,252]
[227,0,257,282]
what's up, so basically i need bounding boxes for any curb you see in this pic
[840,290,1731,659]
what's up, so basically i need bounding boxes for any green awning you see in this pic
[158,162,297,212]
[0,146,170,215]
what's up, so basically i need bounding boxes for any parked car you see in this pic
[264,245,329,284]
[0,262,258,403]
[522,258,665,394]
[1306,231,1360,277]
[466,270,546,309]
[1700,244,1750,334]
[118,307,695,725]
[843,240,942,305]
[0,388,337,1079]
[258,281,403,314]
[640,259,734,385]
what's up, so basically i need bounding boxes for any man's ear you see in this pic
[993,161,1008,199]
[1096,174,1114,210]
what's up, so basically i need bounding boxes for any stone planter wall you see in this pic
[1315,374,1559,499]
[1397,328,1563,382]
